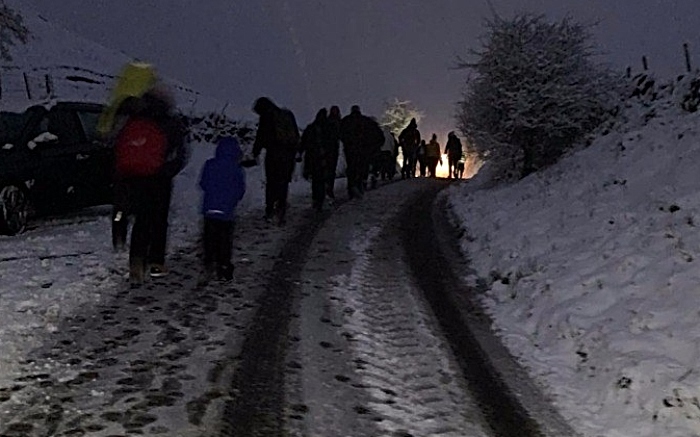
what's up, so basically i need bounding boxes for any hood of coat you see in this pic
[215,136,243,162]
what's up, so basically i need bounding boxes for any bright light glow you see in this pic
[435,154,451,178]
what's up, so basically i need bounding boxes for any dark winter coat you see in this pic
[252,98,300,183]
[302,109,331,179]
[445,133,463,160]
[199,137,246,221]
[340,111,384,158]
[426,138,441,158]
[399,119,421,157]
[326,108,341,158]
[252,97,300,160]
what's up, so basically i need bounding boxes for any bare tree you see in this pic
[0,1,29,62]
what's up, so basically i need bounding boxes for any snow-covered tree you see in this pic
[0,1,29,62]
[457,14,622,179]
[381,98,423,134]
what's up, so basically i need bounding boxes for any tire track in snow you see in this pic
[329,223,489,437]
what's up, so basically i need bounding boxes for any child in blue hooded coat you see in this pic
[199,136,246,283]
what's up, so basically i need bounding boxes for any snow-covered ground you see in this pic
[446,77,700,437]
[5,3,700,436]
[0,139,285,379]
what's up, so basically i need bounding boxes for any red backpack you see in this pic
[114,118,167,177]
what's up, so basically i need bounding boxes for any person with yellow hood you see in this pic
[102,62,188,283]
[98,62,158,137]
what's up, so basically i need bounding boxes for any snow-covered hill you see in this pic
[2,1,236,118]
[446,73,700,436]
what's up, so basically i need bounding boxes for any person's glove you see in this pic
[241,154,258,168]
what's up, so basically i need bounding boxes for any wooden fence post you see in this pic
[45,74,53,97]
[23,72,31,100]
[684,43,692,73]
[642,56,648,71]
[626,66,631,78]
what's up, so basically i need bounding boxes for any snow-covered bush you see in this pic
[0,1,28,62]
[456,14,623,180]
[185,111,255,146]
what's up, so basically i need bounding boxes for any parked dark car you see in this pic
[0,101,113,235]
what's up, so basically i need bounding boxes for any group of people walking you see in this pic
[103,63,467,286]
[102,63,245,286]
[398,119,465,179]
[253,99,399,218]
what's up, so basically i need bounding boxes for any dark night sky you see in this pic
[23,0,700,138]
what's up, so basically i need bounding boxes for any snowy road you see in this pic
[286,180,489,437]
[0,177,574,436]
[221,178,575,437]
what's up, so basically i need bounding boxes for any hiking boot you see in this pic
[129,258,145,284]
[217,264,234,281]
[198,263,215,286]
[149,264,169,278]
[264,206,275,223]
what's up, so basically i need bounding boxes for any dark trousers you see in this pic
[357,153,371,190]
[311,171,326,209]
[203,218,234,270]
[448,156,459,178]
[427,157,439,177]
[418,156,427,177]
[375,151,394,180]
[112,181,131,250]
[402,151,416,178]
[325,151,338,199]
[264,155,294,220]
[128,177,172,267]
[345,152,362,198]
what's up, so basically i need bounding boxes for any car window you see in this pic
[0,111,32,146]
[25,115,50,148]
[46,108,84,144]
[76,110,102,144]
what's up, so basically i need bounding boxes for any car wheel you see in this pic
[0,185,30,235]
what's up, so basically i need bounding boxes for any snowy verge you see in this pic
[446,85,700,437]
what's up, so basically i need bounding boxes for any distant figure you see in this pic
[340,105,384,198]
[301,108,331,211]
[374,127,398,182]
[198,136,246,285]
[444,131,463,179]
[398,118,421,179]
[425,133,441,177]
[252,97,301,225]
[325,105,342,202]
[457,156,466,179]
[111,84,188,283]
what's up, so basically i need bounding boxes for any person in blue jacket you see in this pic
[199,136,246,283]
